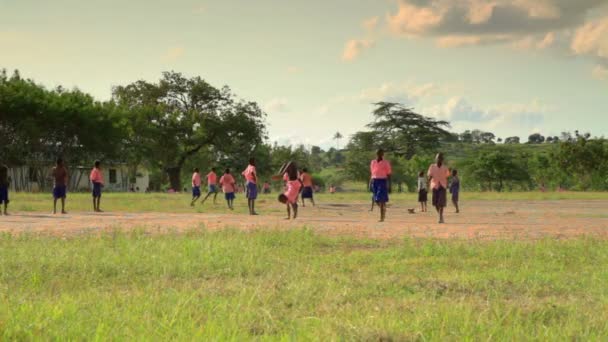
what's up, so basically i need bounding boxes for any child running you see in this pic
[428,153,450,223]
[417,171,428,212]
[299,168,315,207]
[242,158,258,215]
[370,149,392,222]
[201,167,218,205]
[190,168,201,206]
[90,160,104,212]
[219,168,236,210]
[51,158,69,214]
[0,164,10,215]
[450,169,460,213]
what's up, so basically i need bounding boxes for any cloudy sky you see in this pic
[1,0,607,148]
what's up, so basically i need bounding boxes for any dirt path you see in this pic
[1,200,607,240]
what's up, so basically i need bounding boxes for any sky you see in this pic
[1,0,607,149]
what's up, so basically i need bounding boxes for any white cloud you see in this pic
[571,17,608,59]
[358,82,440,104]
[342,39,374,61]
[162,47,185,61]
[592,64,608,80]
[264,98,289,113]
[362,16,379,31]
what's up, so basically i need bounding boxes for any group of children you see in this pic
[369,150,460,224]
[189,159,317,219]
[0,158,106,216]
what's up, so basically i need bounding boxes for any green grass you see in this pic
[1,229,607,340]
[7,191,608,214]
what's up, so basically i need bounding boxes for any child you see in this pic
[242,157,258,215]
[190,168,201,206]
[0,164,10,215]
[369,181,375,212]
[263,181,271,194]
[299,168,315,207]
[51,158,69,214]
[277,162,302,219]
[219,168,236,210]
[90,160,104,212]
[370,149,392,222]
[428,153,450,223]
[417,171,428,212]
[329,185,336,194]
[201,167,218,205]
[450,169,460,213]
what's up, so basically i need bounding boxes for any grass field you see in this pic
[1,229,607,340]
[7,191,608,214]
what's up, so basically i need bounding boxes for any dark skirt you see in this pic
[372,178,389,203]
[53,185,67,199]
[246,182,258,199]
[192,186,201,197]
[0,186,9,204]
[432,186,447,208]
[418,189,428,202]
[92,182,102,198]
[225,192,235,200]
[302,186,314,199]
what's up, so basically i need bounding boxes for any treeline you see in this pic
[2,69,607,192]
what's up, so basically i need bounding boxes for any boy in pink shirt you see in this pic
[190,168,202,206]
[219,168,236,210]
[90,160,104,212]
[201,167,219,205]
[241,158,258,215]
[370,149,392,222]
[428,153,450,223]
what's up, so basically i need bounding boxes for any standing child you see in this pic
[90,160,104,212]
[190,168,201,206]
[0,164,10,215]
[428,153,450,223]
[201,167,218,205]
[299,168,315,207]
[417,171,428,212]
[242,158,258,215]
[219,168,236,210]
[450,169,460,213]
[51,158,69,214]
[370,149,392,222]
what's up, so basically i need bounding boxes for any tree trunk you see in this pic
[166,166,182,191]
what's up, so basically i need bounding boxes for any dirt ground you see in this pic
[1,200,607,240]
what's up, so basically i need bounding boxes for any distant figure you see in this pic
[242,157,258,215]
[329,185,336,194]
[370,149,392,222]
[190,168,202,206]
[201,167,219,205]
[0,164,10,215]
[136,186,140,192]
[417,171,428,213]
[450,169,460,214]
[90,160,105,212]
[168,188,176,193]
[219,168,236,210]
[129,185,136,192]
[300,168,315,207]
[540,182,546,192]
[263,181,271,194]
[51,158,69,215]
[428,153,450,224]
[278,162,302,220]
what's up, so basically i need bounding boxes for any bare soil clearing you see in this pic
[1,200,606,240]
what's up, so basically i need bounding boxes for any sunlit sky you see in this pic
[1,0,607,148]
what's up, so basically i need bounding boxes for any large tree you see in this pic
[112,71,266,190]
[366,102,451,159]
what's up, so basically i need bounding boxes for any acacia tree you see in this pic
[112,71,266,190]
[366,102,452,159]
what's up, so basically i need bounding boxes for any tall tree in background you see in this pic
[366,102,451,159]
[113,71,266,190]
[333,131,343,150]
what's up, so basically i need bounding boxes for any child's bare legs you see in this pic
[190,195,200,206]
[248,199,257,215]
[53,198,57,214]
[378,202,386,222]
[213,191,218,204]
[452,199,459,213]
[61,198,66,214]
[438,206,445,223]
[285,203,291,220]
[2,202,7,215]
[96,197,102,212]
[301,197,306,207]
[370,199,375,212]
[292,203,298,219]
